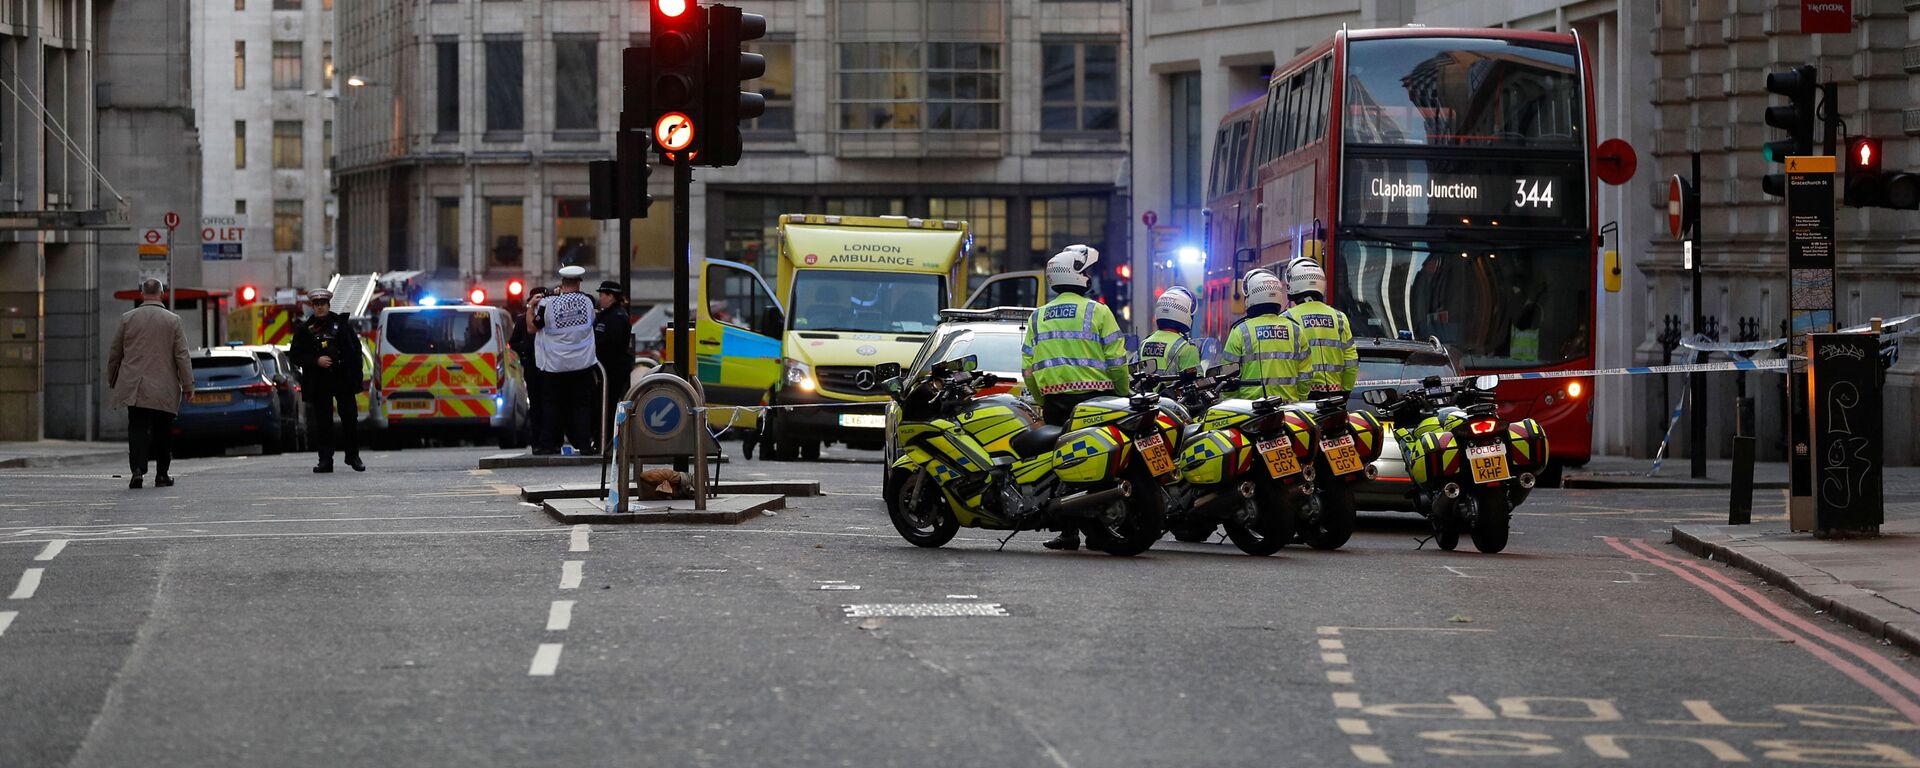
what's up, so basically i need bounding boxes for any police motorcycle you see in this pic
[878,343,1168,557]
[1127,361,1298,556]
[1361,375,1548,554]
[1291,391,1388,550]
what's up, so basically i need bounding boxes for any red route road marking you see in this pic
[1605,536,1920,726]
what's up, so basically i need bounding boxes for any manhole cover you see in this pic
[843,603,1009,618]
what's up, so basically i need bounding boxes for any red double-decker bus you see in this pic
[1197,26,1596,466]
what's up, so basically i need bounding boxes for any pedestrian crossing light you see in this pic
[1843,136,1920,210]
[1761,65,1817,199]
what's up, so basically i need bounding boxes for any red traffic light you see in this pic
[1116,263,1132,280]
[507,279,525,298]
[238,284,259,304]
[1850,136,1882,174]
[468,287,488,305]
[657,0,687,17]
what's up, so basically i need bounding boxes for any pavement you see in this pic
[0,440,130,469]
[7,441,1920,765]
[1563,454,1790,489]
[1673,467,1920,658]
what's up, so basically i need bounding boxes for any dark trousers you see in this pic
[308,390,360,465]
[537,368,600,454]
[127,406,176,477]
[1041,392,1104,427]
[600,364,631,443]
[525,368,548,447]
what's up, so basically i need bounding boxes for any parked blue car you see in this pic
[175,348,302,454]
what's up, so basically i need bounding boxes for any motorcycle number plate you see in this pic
[1256,437,1302,478]
[1321,434,1365,476]
[1467,443,1511,484]
[1136,433,1177,478]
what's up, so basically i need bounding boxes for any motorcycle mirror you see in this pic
[874,362,902,381]
[1361,388,1394,407]
[1209,362,1241,379]
[1132,358,1160,376]
[1473,374,1500,391]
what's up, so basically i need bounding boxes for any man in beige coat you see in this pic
[108,278,194,488]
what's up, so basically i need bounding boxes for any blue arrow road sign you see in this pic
[641,394,683,437]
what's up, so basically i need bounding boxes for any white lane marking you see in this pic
[0,528,577,546]
[0,514,520,532]
[946,594,979,599]
[1319,638,1345,650]
[1337,718,1372,736]
[34,540,66,561]
[528,643,564,676]
[819,584,860,591]
[1318,626,1496,634]
[1322,652,1348,665]
[1442,566,1483,578]
[9,568,43,600]
[1351,745,1392,764]
[1327,670,1355,684]
[560,561,583,590]
[547,600,575,631]
[569,525,590,553]
[1316,626,1341,635]
[1332,691,1363,709]
[0,611,14,636]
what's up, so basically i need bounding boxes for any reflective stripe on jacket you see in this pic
[1022,293,1131,406]
[1222,313,1305,401]
[1283,299,1357,393]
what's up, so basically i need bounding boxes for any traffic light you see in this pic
[468,286,488,306]
[1842,136,1920,210]
[507,278,525,300]
[703,5,766,167]
[650,0,707,156]
[237,284,259,305]
[1761,65,1817,198]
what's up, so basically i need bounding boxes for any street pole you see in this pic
[672,155,692,474]
[166,228,176,312]
[1689,151,1707,480]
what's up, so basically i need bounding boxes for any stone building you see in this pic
[334,0,1132,315]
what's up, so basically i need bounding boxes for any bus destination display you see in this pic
[1343,157,1586,229]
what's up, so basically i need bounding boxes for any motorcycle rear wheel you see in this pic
[885,468,959,548]
[1225,479,1296,556]
[1304,483,1356,550]
[1470,489,1511,554]
[1091,464,1166,557]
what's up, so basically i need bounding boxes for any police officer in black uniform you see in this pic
[593,280,634,440]
[290,289,366,473]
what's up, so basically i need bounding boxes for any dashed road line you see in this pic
[8,568,42,600]
[1332,691,1364,709]
[1322,652,1348,665]
[1327,670,1355,684]
[33,540,66,561]
[1336,718,1372,736]
[570,525,590,552]
[1320,626,1387,764]
[1350,745,1392,765]
[528,643,564,676]
[560,561,583,590]
[547,600,575,631]
[0,610,14,636]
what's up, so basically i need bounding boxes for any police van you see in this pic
[374,304,531,448]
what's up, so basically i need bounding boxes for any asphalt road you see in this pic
[3,443,1920,766]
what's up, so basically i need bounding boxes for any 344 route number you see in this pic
[1513,179,1556,209]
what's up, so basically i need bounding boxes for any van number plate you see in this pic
[1136,433,1176,478]
[1468,443,1510,484]
[1256,436,1301,478]
[839,414,886,429]
[1321,434,1365,476]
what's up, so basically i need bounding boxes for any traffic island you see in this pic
[1672,521,1920,656]
[520,481,821,503]
[541,494,784,525]
[479,451,728,469]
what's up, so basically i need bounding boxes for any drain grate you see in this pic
[843,603,1009,618]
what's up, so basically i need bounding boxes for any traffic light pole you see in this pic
[671,155,693,473]
[1689,151,1707,480]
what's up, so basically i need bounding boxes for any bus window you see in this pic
[1225,120,1250,190]
[1299,66,1319,148]
[1316,57,1333,141]
[1343,37,1582,148]
[1209,126,1231,197]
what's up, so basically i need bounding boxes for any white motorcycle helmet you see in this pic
[1045,244,1099,291]
[1285,257,1328,299]
[1243,268,1285,307]
[1154,286,1197,328]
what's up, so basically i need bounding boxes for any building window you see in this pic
[274,200,304,252]
[487,199,523,268]
[272,41,302,90]
[554,198,596,268]
[235,199,247,216]
[322,120,332,164]
[274,0,299,8]
[1168,71,1203,217]
[722,193,806,275]
[233,41,245,90]
[435,198,460,274]
[235,0,244,9]
[322,42,333,89]
[1030,196,1108,266]
[836,42,1001,131]
[930,198,1008,276]
[928,43,1000,130]
[435,40,459,139]
[1041,40,1119,136]
[233,120,247,169]
[484,38,524,137]
[272,120,303,168]
[746,40,794,135]
[823,197,907,217]
[553,36,597,136]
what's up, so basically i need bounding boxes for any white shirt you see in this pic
[535,291,598,373]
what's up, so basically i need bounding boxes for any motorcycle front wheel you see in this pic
[1225,479,1297,556]
[1090,464,1166,557]
[885,467,959,548]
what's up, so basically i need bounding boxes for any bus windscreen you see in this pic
[1332,240,1591,369]
[1344,37,1582,148]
